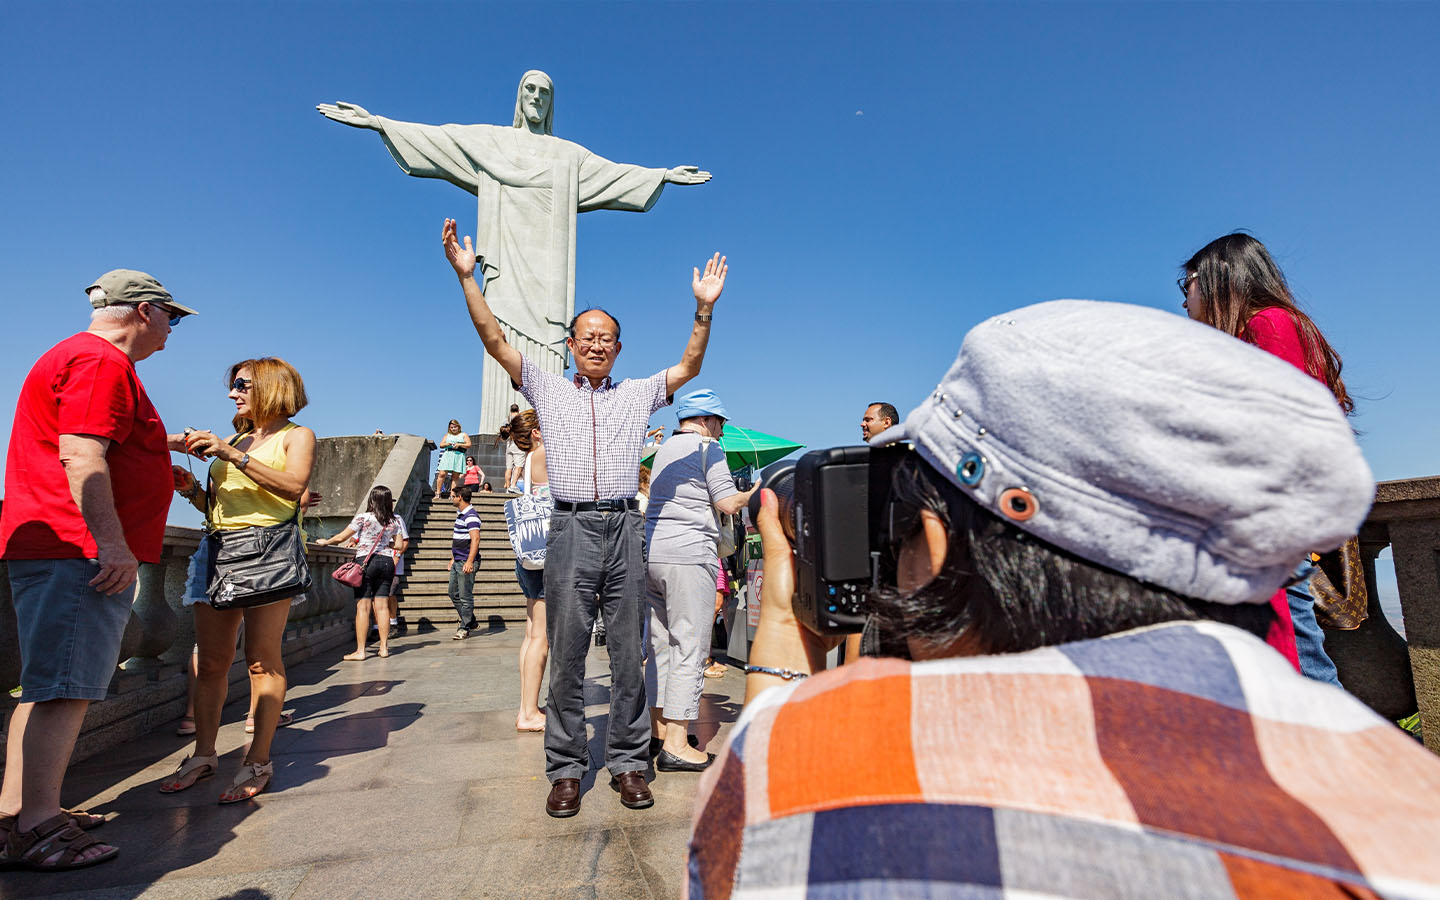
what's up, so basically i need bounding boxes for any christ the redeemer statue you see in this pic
[318,70,710,432]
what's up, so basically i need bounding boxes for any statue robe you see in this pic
[375,117,668,352]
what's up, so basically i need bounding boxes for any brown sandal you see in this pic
[1,812,118,871]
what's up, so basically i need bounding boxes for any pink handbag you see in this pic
[331,519,384,587]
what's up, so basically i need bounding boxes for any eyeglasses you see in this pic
[575,336,617,351]
[1177,272,1197,300]
[136,302,183,326]
[231,378,252,393]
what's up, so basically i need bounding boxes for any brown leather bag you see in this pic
[1308,536,1369,630]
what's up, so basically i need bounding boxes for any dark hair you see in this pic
[1183,233,1352,414]
[868,402,899,427]
[567,307,621,340]
[367,485,395,527]
[870,455,1275,654]
[510,403,520,413]
[466,456,476,465]
[481,481,493,491]
[455,485,474,504]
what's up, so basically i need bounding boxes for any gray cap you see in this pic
[85,269,197,318]
[871,299,1373,606]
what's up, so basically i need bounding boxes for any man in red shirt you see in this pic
[0,270,196,871]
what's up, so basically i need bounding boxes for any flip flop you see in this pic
[158,753,219,793]
[218,761,273,805]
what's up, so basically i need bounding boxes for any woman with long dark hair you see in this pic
[317,485,407,660]
[160,358,316,803]
[1180,232,1351,684]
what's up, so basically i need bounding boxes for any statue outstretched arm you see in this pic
[442,218,523,384]
[667,252,727,396]
[316,101,380,130]
[665,166,712,185]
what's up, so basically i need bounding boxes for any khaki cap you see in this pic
[85,269,198,318]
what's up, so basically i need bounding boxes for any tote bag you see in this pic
[505,453,552,570]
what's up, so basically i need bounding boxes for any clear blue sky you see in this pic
[3,1,1437,507]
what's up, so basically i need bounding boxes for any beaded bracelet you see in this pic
[744,665,809,681]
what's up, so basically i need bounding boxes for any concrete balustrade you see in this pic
[0,528,359,767]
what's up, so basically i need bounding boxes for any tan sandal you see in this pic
[1,812,118,871]
[158,753,219,793]
[219,761,273,804]
[244,711,294,734]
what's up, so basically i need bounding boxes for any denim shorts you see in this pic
[8,558,135,702]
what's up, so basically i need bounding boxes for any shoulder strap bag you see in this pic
[701,438,739,559]
[505,452,553,571]
[331,515,386,588]
[206,434,313,608]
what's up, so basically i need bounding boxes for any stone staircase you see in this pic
[400,492,526,629]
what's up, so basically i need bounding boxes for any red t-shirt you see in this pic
[0,333,171,562]
[1244,307,1326,671]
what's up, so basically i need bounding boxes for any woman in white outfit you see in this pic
[509,409,550,731]
[643,390,757,771]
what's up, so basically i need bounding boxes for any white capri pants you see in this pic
[644,560,719,720]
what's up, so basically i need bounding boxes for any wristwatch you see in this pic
[695,312,713,324]
[236,453,251,472]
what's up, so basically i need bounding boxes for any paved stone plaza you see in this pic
[5,625,743,899]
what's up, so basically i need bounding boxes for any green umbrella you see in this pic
[642,424,804,470]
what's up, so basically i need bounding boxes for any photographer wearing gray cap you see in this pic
[686,301,1440,898]
[0,269,195,871]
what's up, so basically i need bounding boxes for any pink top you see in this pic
[1244,306,1326,672]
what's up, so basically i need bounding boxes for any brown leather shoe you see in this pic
[610,771,654,809]
[546,778,581,818]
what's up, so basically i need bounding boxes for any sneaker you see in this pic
[454,628,469,640]
[388,625,399,639]
[395,619,409,636]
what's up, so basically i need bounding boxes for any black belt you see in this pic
[553,498,639,512]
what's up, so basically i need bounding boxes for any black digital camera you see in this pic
[747,443,912,636]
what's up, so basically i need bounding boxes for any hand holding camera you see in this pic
[183,428,226,460]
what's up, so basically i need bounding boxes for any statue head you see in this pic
[512,70,554,134]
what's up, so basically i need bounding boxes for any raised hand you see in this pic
[442,218,477,279]
[692,253,727,308]
[666,165,712,185]
[316,101,378,130]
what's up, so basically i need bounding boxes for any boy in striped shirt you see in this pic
[449,486,482,639]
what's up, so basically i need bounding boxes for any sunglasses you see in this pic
[136,302,183,326]
[231,377,252,393]
[1177,272,1197,300]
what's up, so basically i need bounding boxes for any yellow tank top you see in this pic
[208,423,300,530]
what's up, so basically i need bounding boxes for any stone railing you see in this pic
[1340,476,1440,752]
[0,527,356,765]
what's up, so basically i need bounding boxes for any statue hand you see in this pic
[316,101,378,130]
[666,165,712,185]
[692,252,727,308]
[442,218,477,279]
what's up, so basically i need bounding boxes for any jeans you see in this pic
[449,562,477,630]
[1287,560,1341,687]
[543,508,648,781]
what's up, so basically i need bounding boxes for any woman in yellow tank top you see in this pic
[161,358,316,804]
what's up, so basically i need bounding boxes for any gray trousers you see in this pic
[644,560,719,720]
[543,508,649,781]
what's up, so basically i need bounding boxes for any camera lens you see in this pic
[748,461,797,545]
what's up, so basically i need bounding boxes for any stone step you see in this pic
[404,570,527,586]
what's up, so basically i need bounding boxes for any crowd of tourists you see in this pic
[2,227,1439,896]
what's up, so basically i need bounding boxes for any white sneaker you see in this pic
[454,628,469,640]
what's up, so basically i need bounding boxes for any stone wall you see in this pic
[0,527,358,768]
